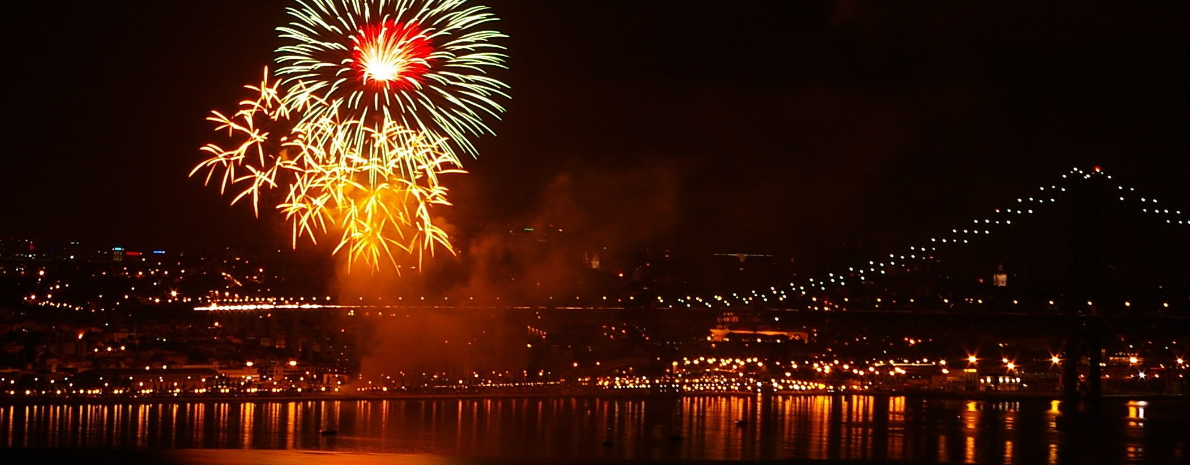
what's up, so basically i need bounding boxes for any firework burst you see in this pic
[194,70,462,271]
[276,0,509,157]
[195,0,507,272]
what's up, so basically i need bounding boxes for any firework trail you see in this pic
[193,0,507,271]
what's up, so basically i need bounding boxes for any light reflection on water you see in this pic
[0,395,1186,463]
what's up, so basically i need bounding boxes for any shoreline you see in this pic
[1,389,1185,406]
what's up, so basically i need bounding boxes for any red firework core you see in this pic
[351,21,432,91]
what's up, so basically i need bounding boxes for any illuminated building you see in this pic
[993,264,1007,287]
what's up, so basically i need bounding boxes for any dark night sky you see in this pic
[2,1,1188,268]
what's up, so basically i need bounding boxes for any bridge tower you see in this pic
[1061,169,1106,401]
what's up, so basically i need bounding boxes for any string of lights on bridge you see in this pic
[39,166,1173,313]
[666,167,1189,310]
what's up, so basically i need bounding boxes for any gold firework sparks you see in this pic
[193,70,462,271]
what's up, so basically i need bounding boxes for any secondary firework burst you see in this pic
[194,0,508,272]
[194,71,462,270]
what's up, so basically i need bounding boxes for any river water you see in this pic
[1,395,1186,464]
